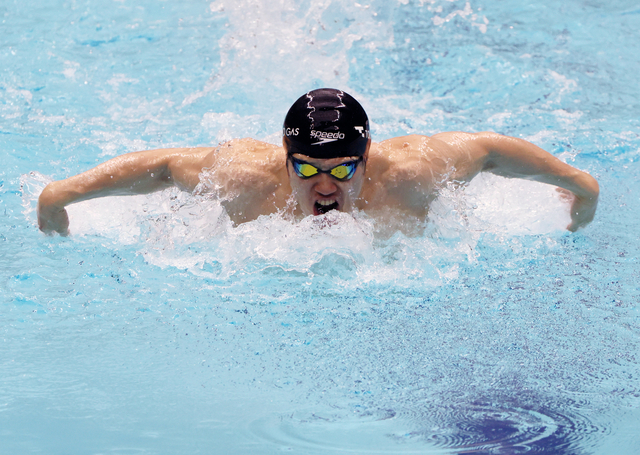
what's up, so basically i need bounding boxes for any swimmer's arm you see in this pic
[433,132,600,231]
[37,147,213,235]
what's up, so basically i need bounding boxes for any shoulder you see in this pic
[163,139,286,192]
[373,134,439,153]
[211,138,285,176]
[368,135,456,181]
[364,132,496,191]
[200,138,287,193]
[372,132,495,183]
[202,138,284,166]
[199,139,290,222]
[371,134,469,161]
[362,135,446,204]
[431,131,514,164]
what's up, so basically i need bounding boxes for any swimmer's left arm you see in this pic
[432,132,600,231]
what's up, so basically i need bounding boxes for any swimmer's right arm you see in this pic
[37,147,213,235]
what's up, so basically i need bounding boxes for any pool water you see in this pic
[2,0,640,453]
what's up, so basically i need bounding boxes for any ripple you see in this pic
[249,401,608,454]
[400,401,607,454]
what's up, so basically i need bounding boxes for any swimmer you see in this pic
[37,88,599,236]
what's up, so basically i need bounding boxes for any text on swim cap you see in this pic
[283,127,299,137]
[310,130,345,140]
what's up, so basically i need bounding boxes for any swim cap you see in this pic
[283,88,370,159]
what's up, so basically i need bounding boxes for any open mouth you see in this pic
[314,200,339,215]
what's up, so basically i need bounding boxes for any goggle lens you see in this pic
[330,164,352,180]
[296,162,321,178]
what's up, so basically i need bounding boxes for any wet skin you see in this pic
[37,133,600,235]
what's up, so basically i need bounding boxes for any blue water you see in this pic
[2,0,640,453]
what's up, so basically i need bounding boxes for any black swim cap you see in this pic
[283,88,370,159]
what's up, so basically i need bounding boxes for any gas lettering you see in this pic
[283,127,299,137]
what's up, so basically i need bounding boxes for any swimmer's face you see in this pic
[286,153,367,217]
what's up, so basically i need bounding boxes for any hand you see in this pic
[557,188,598,232]
[37,185,70,236]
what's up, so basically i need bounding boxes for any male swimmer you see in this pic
[37,88,599,236]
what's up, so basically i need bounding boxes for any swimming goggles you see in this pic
[290,156,362,181]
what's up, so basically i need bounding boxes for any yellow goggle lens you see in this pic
[330,165,350,179]
[297,163,319,178]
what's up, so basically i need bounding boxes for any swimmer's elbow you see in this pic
[573,170,600,201]
[39,180,75,209]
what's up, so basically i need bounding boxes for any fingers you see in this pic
[39,222,70,236]
[565,198,596,232]
[566,220,580,232]
[555,187,574,203]
[37,207,70,236]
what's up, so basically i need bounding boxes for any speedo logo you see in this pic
[310,130,345,145]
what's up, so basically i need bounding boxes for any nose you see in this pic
[314,173,337,195]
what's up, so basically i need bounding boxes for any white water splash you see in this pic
[22,167,570,291]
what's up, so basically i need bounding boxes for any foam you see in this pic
[22,166,570,294]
